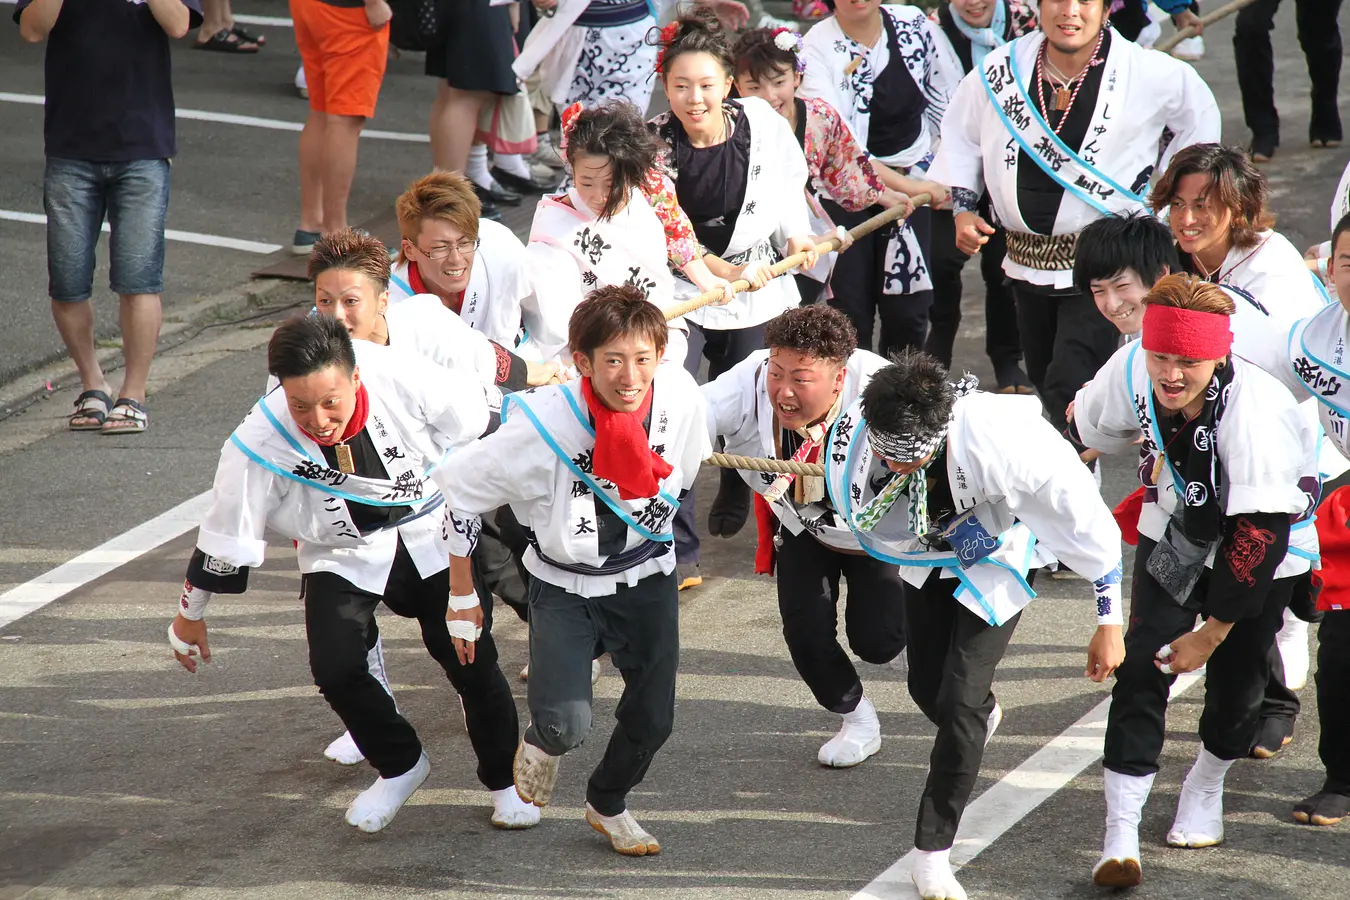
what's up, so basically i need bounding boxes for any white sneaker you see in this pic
[514,738,560,807]
[1276,610,1310,690]
[585,803,661,856]
[591,657,602,685]
[985,702,1003,747]
[911,848,967,900]
[324,731,365,766]
[294,64,308,99]
[1093,770,1154,887]
[531,135,565,170]
[1171,36,1205,61]
[818,696,881,767]
[490,785,542,829]
[344,752,430,833]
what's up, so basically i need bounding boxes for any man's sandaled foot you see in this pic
[585,803,661,856]
[194,27,260,53]
[344,752,429,833]
[514,738,559,807]
[491,786,542,829]
[69,389,111,431]
[101,398,148,434]
[1293,789,1350,826]
[230,23,265,45]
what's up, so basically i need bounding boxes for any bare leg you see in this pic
[298,110,327,232]
[197,0,229,39]
[429,81,489,173]
[117,293,162,403]
[320,113,367,233]
[50,299,110,397]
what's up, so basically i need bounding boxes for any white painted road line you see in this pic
[0,491,210,630]
[0,209,283,255]
[851,672,1202,899]
[0,92,430,144]
[231,14,294,27]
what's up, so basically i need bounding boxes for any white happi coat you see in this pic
[511,0,663,106]
[928,29,1220,288]
[197,342,491,595]
[1074,345,1319,579]
[703,348,888,552]
[526,187,685,367]
[385,294,507,396]
[389,218,534,355]
[652,97,812,331]
[1207,230,1334,315]
[1283,303,1350,465]
[1313,158,1350,266]
[822,392,1121,626]
[430,369,711,597]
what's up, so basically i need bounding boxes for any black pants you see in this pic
[775,526,907,714]
[523,569,679,815]
[1234,0,1344,142]
[302,540,518,787]
[823,199,935,357]
[477,506,531,622]
[1316,609,1350,791]
[904,569,1021,851]
[924,206,1024,384]
[795,272,826,306]
[1010,280,1120,430]
[1104,538,1295,777]
[673,319,766,565]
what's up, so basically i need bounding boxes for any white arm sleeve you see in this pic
[927,71,988,198]
[1071,344,1145,455]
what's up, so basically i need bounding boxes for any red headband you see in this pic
[1140,304,1233,360]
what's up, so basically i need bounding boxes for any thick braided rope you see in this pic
[705,452,825,477]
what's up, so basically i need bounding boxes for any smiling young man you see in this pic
[1072,274,1319,887]
[167,314,538,835]
[702,304,907,769]
[928,0,1220,432]
[429,285,711,856]
[827,349,1125,900]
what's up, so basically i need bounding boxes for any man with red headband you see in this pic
[1072,274,1319,888]
[167,314,538,835]
[430,285,711,857]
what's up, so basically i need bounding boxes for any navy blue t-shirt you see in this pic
[15,0,203,162]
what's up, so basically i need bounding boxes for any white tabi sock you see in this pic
[494,152,532,180]
[1275,609,1310,690]
[491,785,542,829]
[1094,769,1154,887]
[514,738,561,807]
[911,848,967,900]
[818,695,881,767]
[466,144,494,191]
[985,701,1003,747]
[345,751,430,833]
[1167,748,1233,848]
[324,637,396,765]
[585,803,661,856]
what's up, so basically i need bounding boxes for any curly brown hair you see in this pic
[1150,144,1275,251]
[763,305,857,363]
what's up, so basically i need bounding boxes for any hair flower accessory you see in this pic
[654,20,681,74]
[772,27,807,73]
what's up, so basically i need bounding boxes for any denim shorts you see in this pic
[43,157,171,302]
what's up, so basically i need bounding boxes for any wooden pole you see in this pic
[1154,0,1256,54]
[664,193,933,322]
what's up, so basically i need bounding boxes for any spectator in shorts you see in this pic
[194,0,263,52]
[17,0,203,435]
[291,0,392,254]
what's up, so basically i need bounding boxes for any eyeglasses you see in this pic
[415,238,479,260]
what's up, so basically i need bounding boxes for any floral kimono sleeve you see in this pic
[641,150,700,268]
[805,97,885,213]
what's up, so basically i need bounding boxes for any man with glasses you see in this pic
[390,170,541,358]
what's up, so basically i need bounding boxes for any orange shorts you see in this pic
[291,0,389,119]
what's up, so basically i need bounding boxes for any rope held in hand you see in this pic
[704,452,825,477]
[664,193,933,322]
[1154,0,1255,54]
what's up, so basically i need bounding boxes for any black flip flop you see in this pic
[194,28,260,53]
[69,389,111,431]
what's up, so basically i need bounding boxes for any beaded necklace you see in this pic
[1034,30,1105,133]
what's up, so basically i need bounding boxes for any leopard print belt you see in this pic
[1005,230,1080,271]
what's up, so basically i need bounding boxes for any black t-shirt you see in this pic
[1016,30,1112,235]
[15,0,203,162]
[674,109,751,258]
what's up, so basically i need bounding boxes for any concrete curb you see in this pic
[0,277,303,420]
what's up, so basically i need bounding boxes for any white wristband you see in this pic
[448,589,482,612]
[446,619,483,642]
[178,582,213,621]
[168,622,195,655]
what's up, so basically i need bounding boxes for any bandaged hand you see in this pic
[735,260,774,292]
[1155,622,1229,675]
[169,614,211,673]
[785,235,820,271]
[448,589,484,665]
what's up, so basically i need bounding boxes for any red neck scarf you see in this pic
[298,383,369,446]
[408,261,464,315]
[581,378,673,500]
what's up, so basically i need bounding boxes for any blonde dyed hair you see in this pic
[395,170,481,261]
[1143,273,1236,317]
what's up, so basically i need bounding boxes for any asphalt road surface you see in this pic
[2,3,1349,899]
